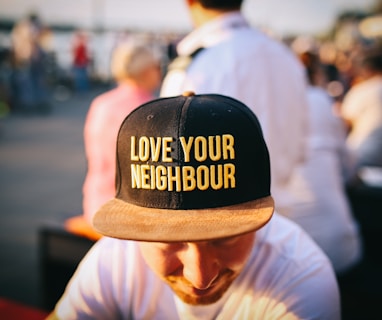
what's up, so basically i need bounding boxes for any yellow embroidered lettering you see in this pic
[223,134,235,159]
[131,136,139,161]
[130,134,236,191]
[156,166,167,190]
[150,165,156,189]
[162,137,173,162]
[224,163,235,188]
[209,136,221,161]
[150,137,162,162]
[131,163,235,191]
[179,136,194,162]
[138,137,150,161]
[141,164,151,189]
[167,166,181,191]
[196,165,209,190]
[210,164,223,190]
[194,136,208,162]
[131,164,141,188]
[182,166,196,191]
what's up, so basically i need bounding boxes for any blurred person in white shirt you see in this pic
[160,0,309,217]
[288,49,362,274]
[341,45,382,170]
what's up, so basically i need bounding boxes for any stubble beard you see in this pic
[164,269,238,305]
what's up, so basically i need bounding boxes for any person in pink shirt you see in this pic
[66,40,162,238]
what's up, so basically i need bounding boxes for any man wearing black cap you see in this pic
[48,93,339,319]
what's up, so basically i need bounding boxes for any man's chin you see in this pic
[165,270,237,305]
[173,288,226,305]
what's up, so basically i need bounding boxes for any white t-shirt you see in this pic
[54,213,340,319]
[160,12,309,216]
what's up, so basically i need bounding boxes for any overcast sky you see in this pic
[0,0,378,36]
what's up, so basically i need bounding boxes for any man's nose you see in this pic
[182,243,220,290]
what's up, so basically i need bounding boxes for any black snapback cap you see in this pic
[93,92,274,241]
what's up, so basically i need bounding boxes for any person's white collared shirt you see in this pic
[161,12,309,214]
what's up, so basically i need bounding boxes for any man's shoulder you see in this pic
[257,213,330,264]
[95,237,138,256]
[198,29,301,71]
[252,213,337,294]
[239,213,339,318]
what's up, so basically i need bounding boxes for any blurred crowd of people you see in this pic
[0,10,380,219]
[48,1,382,319]
[0,3,381,317]
[0,13,99,115]
[291,34,382,174]
[54,0,382,282]
[1,5,380,268]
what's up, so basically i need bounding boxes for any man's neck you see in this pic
[189,3,240,27]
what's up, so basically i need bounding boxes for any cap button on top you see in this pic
[182,91,195,97]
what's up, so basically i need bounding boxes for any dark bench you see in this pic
[38,224,96,311]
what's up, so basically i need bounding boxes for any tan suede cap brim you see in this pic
[93,196,274,242]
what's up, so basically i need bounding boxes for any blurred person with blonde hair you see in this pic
[65,40,162,238]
